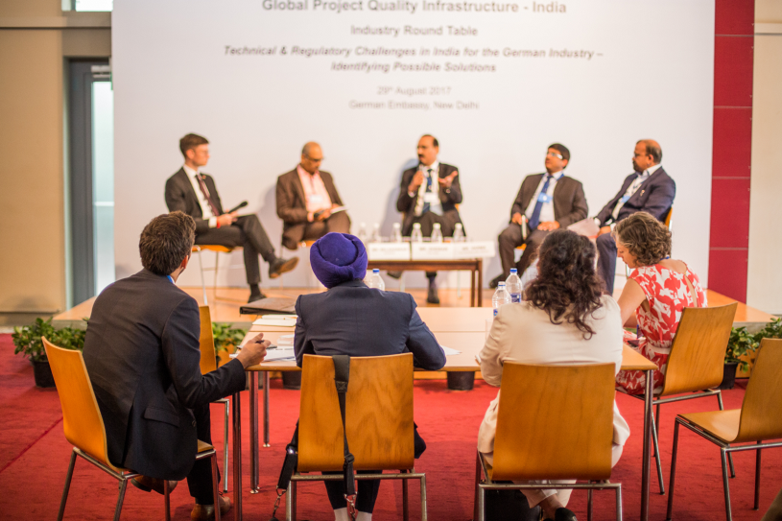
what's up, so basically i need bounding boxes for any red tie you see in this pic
[195,174,220,216]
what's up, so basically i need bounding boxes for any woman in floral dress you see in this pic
[614,212,706,394]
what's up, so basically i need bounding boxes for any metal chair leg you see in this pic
[666,421,680,520]
[57,450,78,521]
[286,480,293,521]
[720,448,734,521]
[213,251,220,301]
[164,478,171,521]
[420,474,427,521]
[717,392,736,478]
[223,399,229,493]
[477,486,485,521]
[197,249,208,305]
[650,407,666,495]
[114,479,129,521]
[616,484,623,521]
[402,471,409,521]
[587,485,594,521]
[473,454,481,521]
[211,454,221,521]
[755,444,762,510]
[291,480,298,521]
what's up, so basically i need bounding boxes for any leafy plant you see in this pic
[211,322,247,357]
[725,318,782,371]
[12,318,87,363]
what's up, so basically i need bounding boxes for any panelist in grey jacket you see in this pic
[293,232,446,521]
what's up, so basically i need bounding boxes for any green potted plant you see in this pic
[211,322,246,366]
[721,326,758,389]
[12,318,87,388]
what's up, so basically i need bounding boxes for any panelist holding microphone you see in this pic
[395,134,464,304]
[165,133,298,302]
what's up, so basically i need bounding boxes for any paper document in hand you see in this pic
[440,345,461,356]
[567,217,600,238]
[329,206,348,215]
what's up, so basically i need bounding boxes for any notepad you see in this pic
[252,314,297,327]
[440,345,460,356]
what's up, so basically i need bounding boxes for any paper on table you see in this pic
[567,217,601,238]
[253,314,297,327]
[229,347,296,362]
[440,345,461,356]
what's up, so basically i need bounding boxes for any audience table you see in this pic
[231,307,657,521]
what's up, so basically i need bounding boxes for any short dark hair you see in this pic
[179,133,209,157]
[421,134,439,147]
[139,211,196,275]
[615,211,672,267]
[548,143,570,163]
[638,139,662,163]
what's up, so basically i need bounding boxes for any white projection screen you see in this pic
[113,0,714,290]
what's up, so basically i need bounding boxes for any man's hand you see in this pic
[537,221,561,231]
[316,207,332,221]
[236,334,269,369]
[598,226,612,236]
[511,212,525,225]
[408,171,424,193]
[438,171,458,189]
[216,212,238,227]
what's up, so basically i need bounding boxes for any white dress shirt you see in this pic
[523,170,565,224]
[610,163,662,220]
[183,164,218,228]
[413,161,443,217]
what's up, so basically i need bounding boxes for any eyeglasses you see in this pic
[546,151,563,159]
[305,156,324,162]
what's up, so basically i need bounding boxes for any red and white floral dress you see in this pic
[615,264,706,395]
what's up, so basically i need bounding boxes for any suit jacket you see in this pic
[293,279,446,371]
[510,173,588,228]
[83,269,246,479]
[276,167,345,244]
[595,167,676,226]
[165,168,225,235]
[396,163,463,235]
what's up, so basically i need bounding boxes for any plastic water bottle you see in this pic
[410,222,423,242]
[492,282,512,317]
[506,268,522,303]
[431,223,443,243]
[357,222,367,243]
[392,223,403,243]
[453,223,465,242]
[365,268,385,291]
[370,223,381,243]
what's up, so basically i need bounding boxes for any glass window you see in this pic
[92,81,115,294]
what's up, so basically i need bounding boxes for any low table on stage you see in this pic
[367,258,484,307]
[230,307,657,521]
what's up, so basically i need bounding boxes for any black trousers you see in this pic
[497,224,547,277]
[187,404,218,505]
[596,232,618,295]
[406,212,456,281]
[194,215,276,285]
[282,211,351,251]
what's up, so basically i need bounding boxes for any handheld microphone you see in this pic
[227,201,248,214]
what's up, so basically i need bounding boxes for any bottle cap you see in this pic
[373,269,379,274]
[498,282,505,286]
[510,268,517,274]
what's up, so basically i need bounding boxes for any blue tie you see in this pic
[422,169,434,214]
[528,175,553,231]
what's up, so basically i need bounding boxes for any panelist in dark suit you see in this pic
[165,133,298,302]
[395,134,463,304]
[82,212,268,520]
[490,143,588,288]
[276,142,351,251]
[294,232,446,521]
[594,139,676,295]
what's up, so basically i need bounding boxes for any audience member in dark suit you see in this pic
[293,232,446,521]
[165,133,298,302]
[395,134,464,304]
[490,143,588,288]
[82,211,269,521]
[594,139,675,295]
[276,142,351,251]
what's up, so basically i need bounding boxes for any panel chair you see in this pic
[192,244,242,305]
[43,338,222,521]
[667,339,782,521]
[620,302,738,495]
[287,353,427,521]
[475,362,622,521]
[198,305,231,493]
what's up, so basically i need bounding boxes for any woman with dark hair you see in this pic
[477,229,629,521]
[614,211,706,394]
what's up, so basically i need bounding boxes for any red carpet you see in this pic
[0,333,779,520]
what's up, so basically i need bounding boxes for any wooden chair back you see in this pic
[734,339,782,443]
[43,338,121,472]
[492,363,616,481]
[660,303,737,396]
[664,206,673,229]
[297,353,415,472]
[198,306,217,374]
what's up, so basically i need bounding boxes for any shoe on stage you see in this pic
[130,475,177,495]
[544,507,577,521]
[386,270,403,280]
[427,282,440,305]
[247,286,267,303]
[489,274,504,289]
[191,495,232,521]
[269,257,299,279]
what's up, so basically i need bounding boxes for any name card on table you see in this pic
[368,242,411,261]
[453,241,496,259]
[411,242,454,260]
